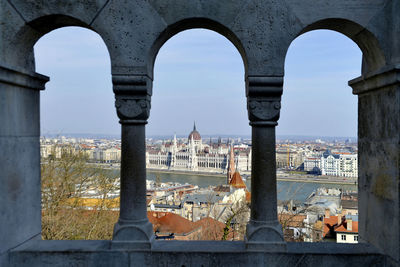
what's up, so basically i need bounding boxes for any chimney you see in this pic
[325,209,330,218]
[347,218,353,231]
[337,213,342,225]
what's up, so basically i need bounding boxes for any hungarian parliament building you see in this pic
[146,124,252,173]
[39,123,357,178]
[146,123,358,178]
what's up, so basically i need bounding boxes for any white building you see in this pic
[304,157,321,172]
[338,154,358,178]
[304,150,358,178]
[336,218,358,244]
[93,147,121,162]
[320,152,340,176]
[146,124,251,173]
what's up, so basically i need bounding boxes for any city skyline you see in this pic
[35,27,361,137]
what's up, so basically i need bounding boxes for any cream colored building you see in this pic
[146,125,251,173]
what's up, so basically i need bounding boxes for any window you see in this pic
[35,27,115,240]
[354,235,358,241]
[341,235,346,241]
[147,29,248,241]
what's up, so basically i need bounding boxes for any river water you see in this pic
[146,171,357,202]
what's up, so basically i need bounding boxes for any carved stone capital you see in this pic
[248,99,281,124]
[112,74,153,124]
[115,96,151,124]
[246,76,283,126]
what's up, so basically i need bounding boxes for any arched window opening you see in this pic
[278,30,362,243]
[147,29,250,241]
[35,27,117,240]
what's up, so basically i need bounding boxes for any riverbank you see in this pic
[147,168,226,178]
[147,168,357,185]
[277,176,357,185]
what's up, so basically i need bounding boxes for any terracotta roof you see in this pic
[323,215,358,238]
[148,211,196,234]
[147,211,225,239]
[229,172,246,189]
[323,216,340,238]
[194,217,225,231]
[335,220,358,233]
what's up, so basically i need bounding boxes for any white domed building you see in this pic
[188,122,202,153]
[146,123,252,173]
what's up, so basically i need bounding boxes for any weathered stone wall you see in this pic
[0,65,48,267]
[0,0,398,266]
[9,240,387,267]
[350,66,400,266]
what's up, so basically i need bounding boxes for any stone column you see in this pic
[349,66,400,265]
[111,75,154,249]
[245,76,285,251]
[0,64,48,264]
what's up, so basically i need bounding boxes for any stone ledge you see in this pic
[8,240,386,266]
[11,239,383,254]
[349,65,400,95]
[0,64,49,90]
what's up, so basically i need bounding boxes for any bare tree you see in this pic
[41,145,119,240]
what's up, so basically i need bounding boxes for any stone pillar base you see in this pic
[245,220,286,252]
[111,219,154,250]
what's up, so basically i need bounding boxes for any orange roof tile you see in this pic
[229,172,246,189]
[147,211,228,239]
[335,220,358,233]
[323,215,358,237]
[148,211,197,234]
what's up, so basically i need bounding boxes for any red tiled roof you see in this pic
[323,215,358,237]
[147,211,226,239]
[335,220,358,233]
[194,217,225,230]
[148,211,195,234]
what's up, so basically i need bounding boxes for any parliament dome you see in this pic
[188,122,201,141]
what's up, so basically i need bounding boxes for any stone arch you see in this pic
[148,18,248,79]
[6,14,112,72]
[290,18,386,74]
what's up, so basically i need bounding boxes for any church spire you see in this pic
[193,121,196,131]
[227,145,235,184]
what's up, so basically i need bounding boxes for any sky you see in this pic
[35,27,361,138]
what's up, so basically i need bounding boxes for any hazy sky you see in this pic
[35,27,361,138]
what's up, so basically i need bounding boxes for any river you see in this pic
[146,171,357,202]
